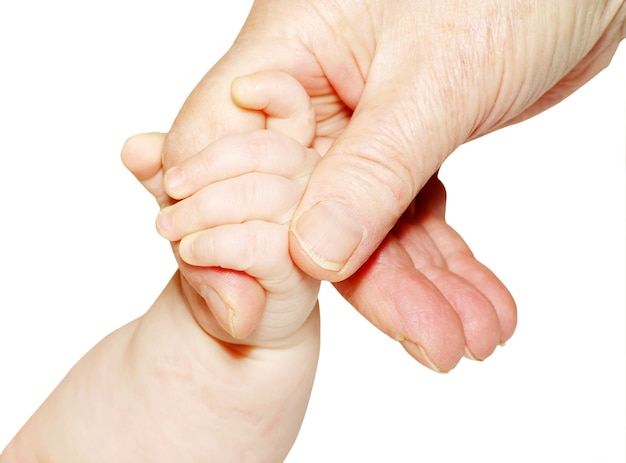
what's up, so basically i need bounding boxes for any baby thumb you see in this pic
[289,88,451,282]
[120,133,169,208]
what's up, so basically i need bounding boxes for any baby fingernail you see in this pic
[178,236,196,264]
[165,167,185,196]
[156,210,174,236]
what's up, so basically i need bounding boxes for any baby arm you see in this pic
[0,73,321,462]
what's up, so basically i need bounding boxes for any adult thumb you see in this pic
[289,77,458,282]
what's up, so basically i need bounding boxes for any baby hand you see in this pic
[156,71,322,345]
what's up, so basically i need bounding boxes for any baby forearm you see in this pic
[1,275,320,462]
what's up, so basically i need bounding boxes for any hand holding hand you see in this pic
[160,0,625,370]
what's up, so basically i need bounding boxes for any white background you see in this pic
[1,2,624,461]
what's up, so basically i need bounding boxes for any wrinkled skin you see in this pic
[161,0,625,371]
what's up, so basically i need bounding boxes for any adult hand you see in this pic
[161,1,625,371]
[127,133,510,371]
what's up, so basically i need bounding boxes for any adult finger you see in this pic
[334,234,466,373]
[289,66,455,282]
[395,177,515,358]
